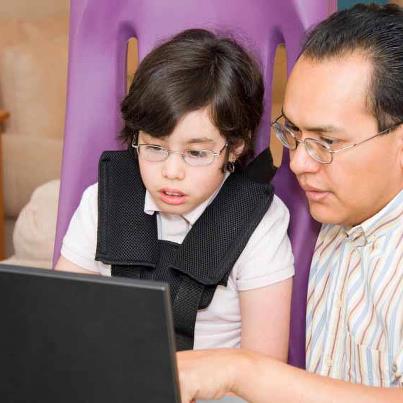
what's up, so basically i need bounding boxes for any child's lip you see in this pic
[159,188,186,197]
[159,188,188,205]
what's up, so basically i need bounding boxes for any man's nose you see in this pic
[289,142,321,176]
[161,152,186,180]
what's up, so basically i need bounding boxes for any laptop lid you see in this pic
[0,264,180,403]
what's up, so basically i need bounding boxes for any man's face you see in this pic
[284,53,403,227]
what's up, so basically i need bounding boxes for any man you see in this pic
[177,4,402,402]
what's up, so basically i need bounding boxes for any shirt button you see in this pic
[326,357,333,368]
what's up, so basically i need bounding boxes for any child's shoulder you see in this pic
[249,194,290,238]
[82,182,98,197]
[77,182,98,209]
[268,194,290,221]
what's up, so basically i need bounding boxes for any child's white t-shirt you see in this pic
[61,182,294,350]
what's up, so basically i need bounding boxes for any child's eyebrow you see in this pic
[185,137,215,145]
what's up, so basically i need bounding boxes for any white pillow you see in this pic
[2,133,62,218]
[12,179,60,265]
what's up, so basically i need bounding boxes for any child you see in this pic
[56,29,294,358]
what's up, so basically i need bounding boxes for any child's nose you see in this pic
[161,152,186,180]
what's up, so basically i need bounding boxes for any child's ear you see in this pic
[229,139,246,161]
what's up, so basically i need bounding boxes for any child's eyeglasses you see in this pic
[132,141,228,167]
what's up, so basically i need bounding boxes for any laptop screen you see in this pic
[0,264,180,403]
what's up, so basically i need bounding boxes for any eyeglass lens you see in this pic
[274,123,332,163]
[137,145,216,166]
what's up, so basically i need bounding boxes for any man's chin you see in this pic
[308,204,343,226]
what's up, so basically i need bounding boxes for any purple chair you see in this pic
[55,0,335,367]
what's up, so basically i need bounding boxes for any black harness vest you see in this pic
[95,150,274,350]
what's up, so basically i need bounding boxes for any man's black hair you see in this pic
[301,4,403,131]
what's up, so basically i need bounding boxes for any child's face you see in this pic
[137,108,241,215]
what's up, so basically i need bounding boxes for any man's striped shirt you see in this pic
[306,190,402,387]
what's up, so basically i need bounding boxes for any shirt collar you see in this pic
[144,191,160,216]
[143,172,230,225]
[343,189,403,245]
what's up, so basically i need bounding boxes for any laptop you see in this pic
[0,264,180,403]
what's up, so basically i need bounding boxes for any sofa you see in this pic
[0,15,68,268]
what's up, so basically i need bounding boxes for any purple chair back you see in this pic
[55,0,335,367]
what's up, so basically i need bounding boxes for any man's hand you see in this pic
[177,349,244,402]
[177,348,403,403]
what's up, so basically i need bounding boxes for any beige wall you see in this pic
[0,0,68,19]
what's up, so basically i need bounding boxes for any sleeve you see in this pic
[60,183,111,276]
[234,194,295,291]
[393,328,403,386]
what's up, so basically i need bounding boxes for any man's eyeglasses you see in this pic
[132,138,228,167]
[271,114,401,164]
